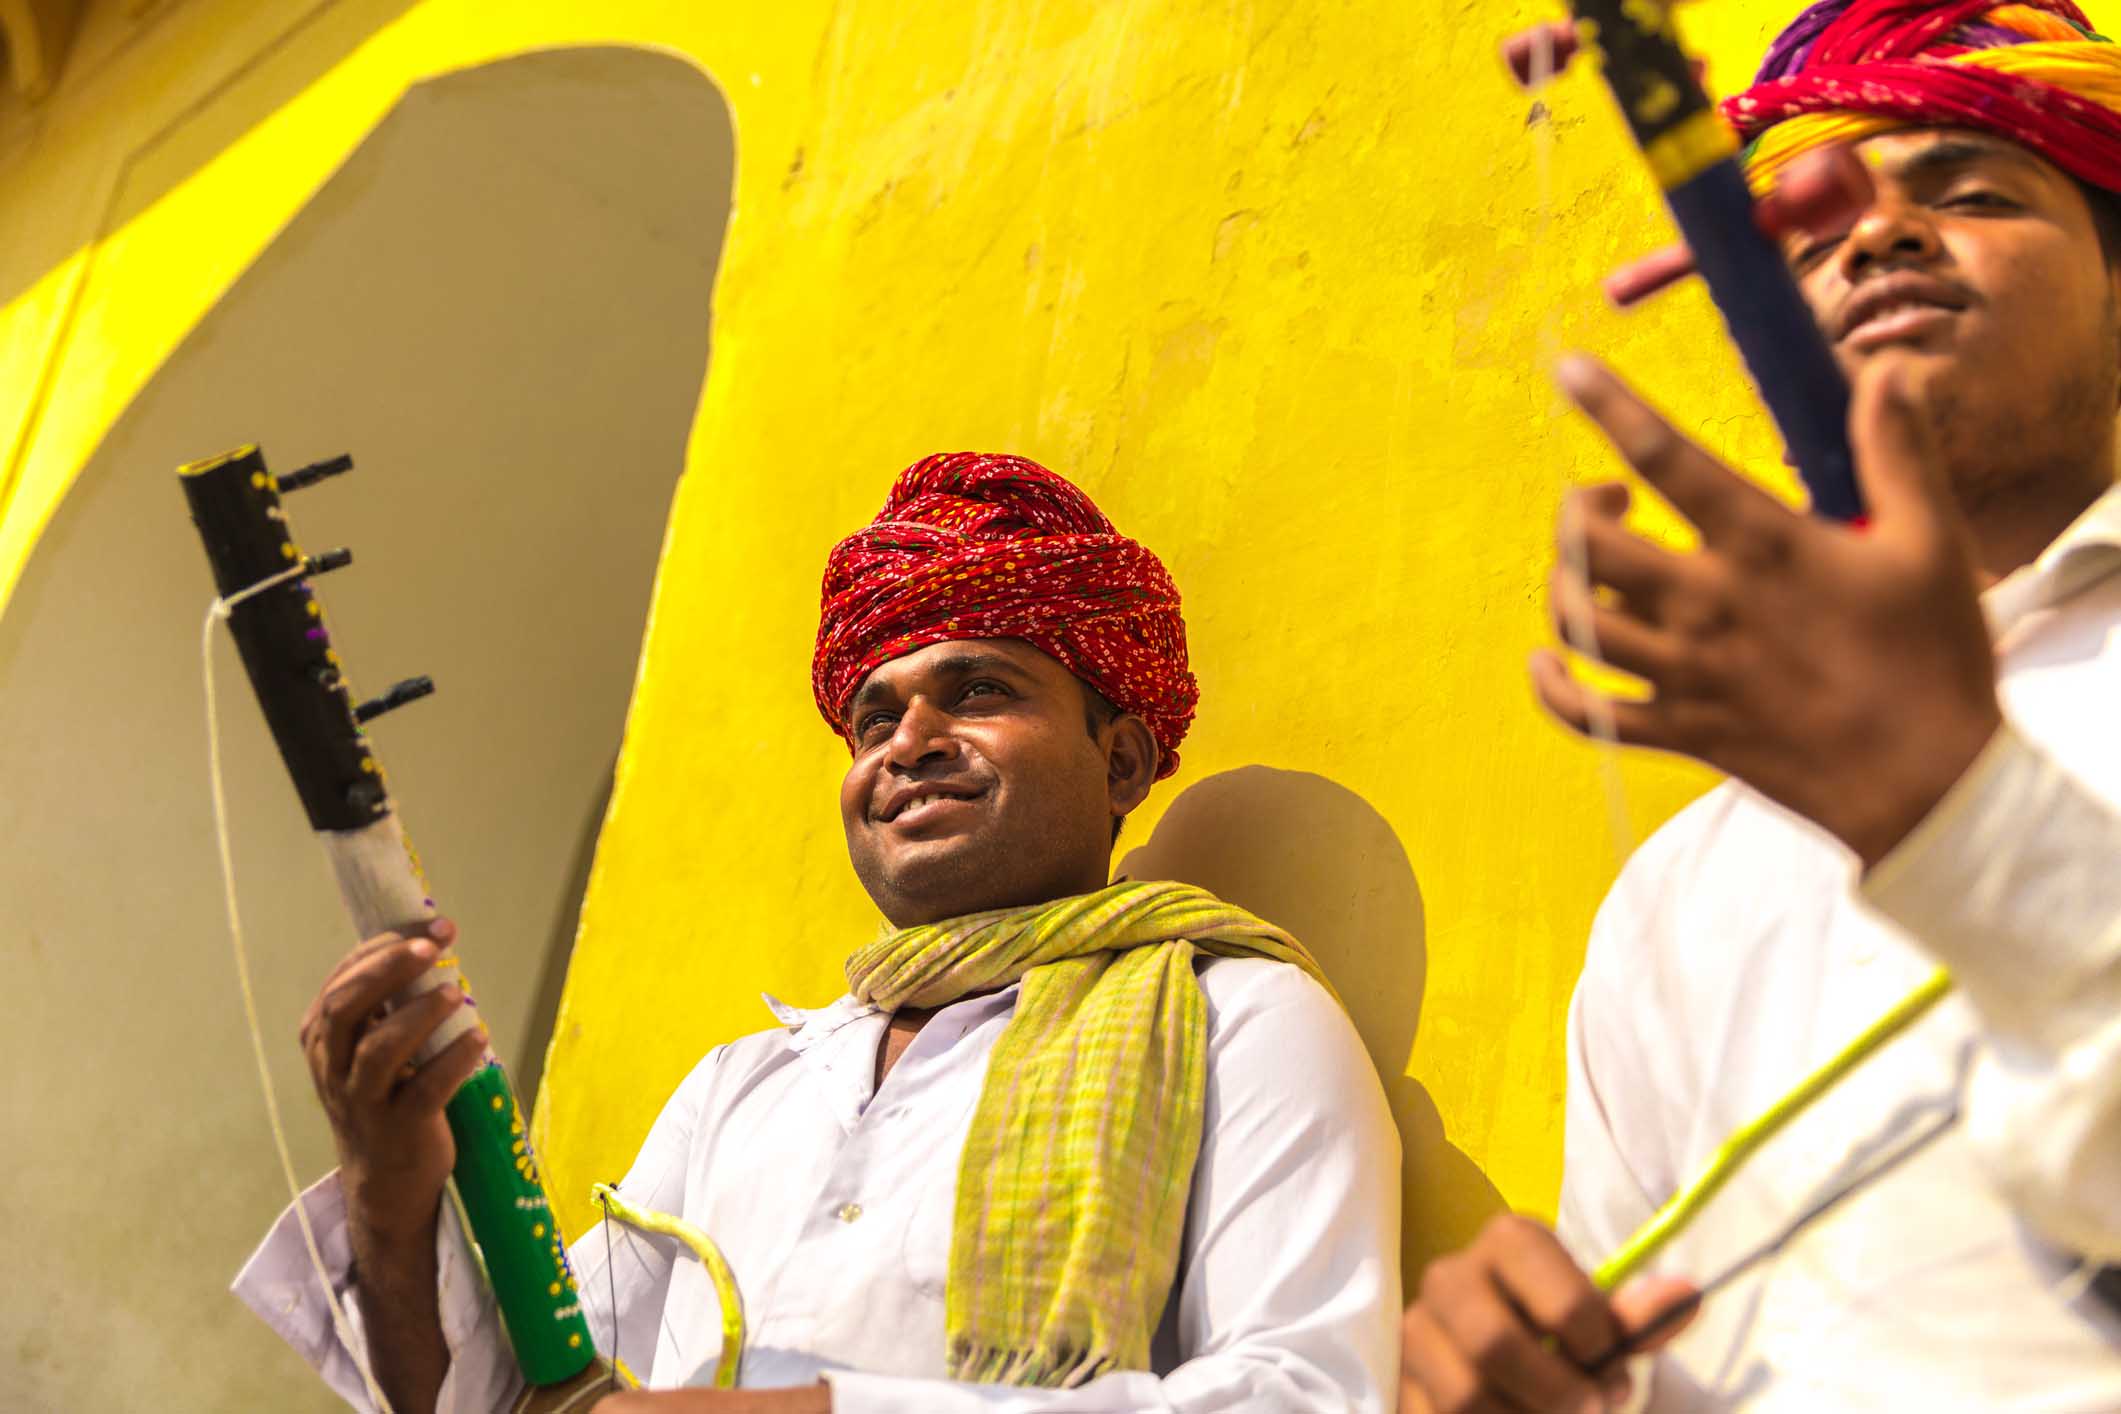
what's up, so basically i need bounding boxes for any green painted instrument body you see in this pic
[448,1063,595,1384]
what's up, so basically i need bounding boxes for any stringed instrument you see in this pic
[1495,0,1965,1348]
[1503,0,1872,521]
[180,445,609,1401]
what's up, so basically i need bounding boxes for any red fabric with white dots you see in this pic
[813,453,1197,778]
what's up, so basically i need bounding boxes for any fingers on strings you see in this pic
[1545,358,1802,748]
[1543,479,1706,748]
[1409,1217,1632,1412]
[300,929,469,1104]
[1555,357,1786,545]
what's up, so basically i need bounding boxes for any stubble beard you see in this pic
[1929,329,2119,540]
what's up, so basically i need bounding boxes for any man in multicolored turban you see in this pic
[1403,1,2121,1409]
[240,453,1401,1412]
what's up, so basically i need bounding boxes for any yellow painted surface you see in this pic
[1,0,1819,1267]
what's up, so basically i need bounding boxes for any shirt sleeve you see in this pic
[1861,720,2121,1262]
[565,1046,712,1380]
[229,1171,522,1413]
[821,963,1403,1414]
[230,1049,721,1412]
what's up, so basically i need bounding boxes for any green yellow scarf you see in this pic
[843,879,1334,1388]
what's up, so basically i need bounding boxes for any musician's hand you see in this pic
[298,917,487,1245]
[589,1387,831,1412]
[1533,352,2002,867]
[1400,1215,1697,1413]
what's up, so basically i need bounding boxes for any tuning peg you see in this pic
[1604,145,1875,307]
[354,675,436,725]
[1502,21,1580,88]
[1755,143,1873,244]
[276,454,353,494]
[305,547,353,576]
[1604,243,1698,307]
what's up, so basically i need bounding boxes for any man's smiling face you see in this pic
[1785,126,2121,513]
[838,638,1154,927]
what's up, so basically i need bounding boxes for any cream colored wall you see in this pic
[0,33,731,1408]
[0,0,1823,1402]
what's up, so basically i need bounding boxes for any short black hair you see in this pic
[2074,176,2121,269]
[1080,679,1128,845]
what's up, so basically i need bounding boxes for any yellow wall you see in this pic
[1,0,1818,1336]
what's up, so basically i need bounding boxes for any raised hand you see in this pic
[1532,353,2002,866]
[297,918,488,1413]
[298,917,488,1240]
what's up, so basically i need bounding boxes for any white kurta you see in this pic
[235,955,1402,1412]
[1558,487,2121,1410]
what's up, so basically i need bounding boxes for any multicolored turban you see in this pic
[813,453,1197,778]
[1724,0,2121,194]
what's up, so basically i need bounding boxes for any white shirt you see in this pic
[235,955,1401,1412]
[1558,486,2121,1410]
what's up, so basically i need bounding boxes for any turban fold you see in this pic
[813,453,1196,777]
[1724,0,2121,194]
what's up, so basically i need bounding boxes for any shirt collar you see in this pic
[760,991,878,1057]
[759,981,1027,1059]
[1983,482,2121,635]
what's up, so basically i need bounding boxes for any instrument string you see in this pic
[591,1181,748,1388]
[204,566,397,1414]
[1529,17,1638,873]
[602,1187,620,1390]
[205,556,648,1404]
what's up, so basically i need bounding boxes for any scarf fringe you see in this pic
[949,1337,1117,1390]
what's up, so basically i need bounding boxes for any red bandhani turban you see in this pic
[812,453,1197,778]
[1724,0,2121,194]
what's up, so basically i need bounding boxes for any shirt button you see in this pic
[836,1202,864,1224]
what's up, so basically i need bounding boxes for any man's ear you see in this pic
[1105,714,1159,818]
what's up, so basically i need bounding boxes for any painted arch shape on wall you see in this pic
[0,45,730,1409]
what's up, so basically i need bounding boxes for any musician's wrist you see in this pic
[346,1185,443,1275]
[1833,703,2003,869]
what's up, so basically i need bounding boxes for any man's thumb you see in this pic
[1850,353,1952,544]
[1611,1274,1701,1355]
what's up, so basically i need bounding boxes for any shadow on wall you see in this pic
[0,46,730,1412]
[1119,765,1506,1285]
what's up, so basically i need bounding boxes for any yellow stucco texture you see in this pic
[0,0,1816,1252]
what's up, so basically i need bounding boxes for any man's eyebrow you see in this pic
[924,651,1034,679]
[1887,134,2047,182]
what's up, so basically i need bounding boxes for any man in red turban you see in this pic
[813,452,1198,782]
[1403,2,2121,1409]
[247,452,1402,1412]
[810,452,1204,926]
